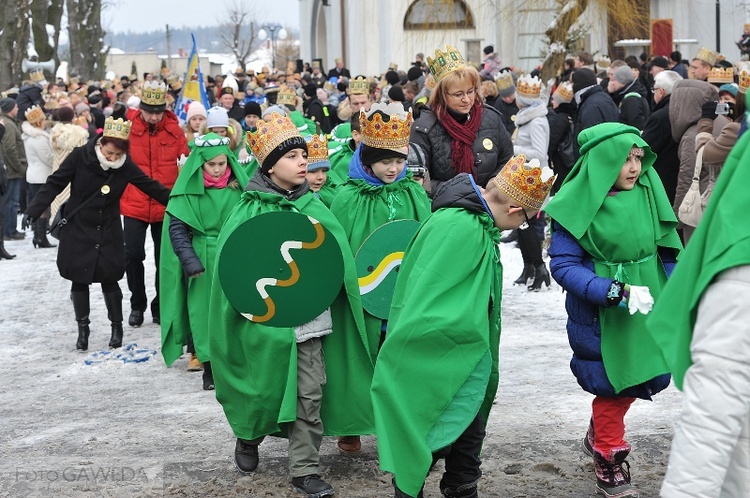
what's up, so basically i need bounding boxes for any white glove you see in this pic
[627,285,654,315]
[177,154,188,168]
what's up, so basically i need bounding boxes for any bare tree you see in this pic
[0,1,31,91]
[30,0,65,70]
[275,37,300,73]
[219,0,259,68]
[66,0,108,80]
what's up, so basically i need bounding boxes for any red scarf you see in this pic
[438,99,484,177]
[203,167,231,188]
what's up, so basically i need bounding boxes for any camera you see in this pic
[716,102,730,115]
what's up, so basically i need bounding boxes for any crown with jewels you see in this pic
[694,47,718,66]
[495,70,515,92]
[552,82,574,103]
[359,102,413,150]
[245,112,302,165]
[349,76,370,95]
[427,45,466,83]
[708,66,734,84]
[141,80,167,106]
[516,74,543,99]
[738,63,750,94]
[103,117,132,140]
[492,155,556,212]
[277,86,298,107]
[305,134,329,167]
[24,105,46,124]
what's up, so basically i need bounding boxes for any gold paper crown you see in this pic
[516,74,543,99]
[495,71,515,92]
[103,117,132,140]
[427,45,466,83]
[29,69,46,83]
[359,102,413,150]
[246,112,301,165]
[24,105,45,124]
[694,47,718,66]
[738,65,750,94]
[277,86,298,107]
[492,155,555,212]
[388,62,398,71]
[141,80,167,106]
[305,134,329,165]
[552,82,574,103]
[708,66,734,84]
[596,56,611,69]
[349,76,370,95]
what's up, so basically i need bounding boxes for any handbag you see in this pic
[677,146,706,228]
[48,173,114,240]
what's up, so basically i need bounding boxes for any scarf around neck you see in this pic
[438,99,483,177]
[203,167,232,188]
[95,143,127,170]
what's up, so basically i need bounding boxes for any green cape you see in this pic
[330,178,431,358]
[371,208,503,497]
[207,188,373,440]
[160,134,249,366]
[328,141,355,184]
[315,174,340,208]
[648,132,750,390]
[290,109,316,137]
[545,123,682,393]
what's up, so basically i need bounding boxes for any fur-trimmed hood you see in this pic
[21,120,49,139]
[50,121,89,152]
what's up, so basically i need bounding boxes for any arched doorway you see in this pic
[311,0,329,65]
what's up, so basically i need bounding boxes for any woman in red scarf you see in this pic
[410,45,514,193]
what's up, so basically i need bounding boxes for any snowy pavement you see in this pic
[0,225,682,497]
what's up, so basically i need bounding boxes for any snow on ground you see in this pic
[0,225,681,497]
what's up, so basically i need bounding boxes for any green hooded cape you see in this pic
[315,174,340,208]
[160,133,249,366]
[207,186,373,440]
[330,177,431,358]
[328,141,355,184]
[648,132,750,390]
[371,208,503,497]
[545,123,682,393]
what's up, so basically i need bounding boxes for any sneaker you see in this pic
[187,353,203,371]
[582,419,594,458]
[128,310,144,327]
[594,446,639,497]
[337,435,361,453]
[234,439,259,474]
[291,474,334,498]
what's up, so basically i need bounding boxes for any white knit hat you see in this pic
[186,102,207,122]
[206,106,229,129]
[126,96,141,108]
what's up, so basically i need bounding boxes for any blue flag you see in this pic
[174,34,210,125]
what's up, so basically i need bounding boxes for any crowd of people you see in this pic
[1,37,749,498]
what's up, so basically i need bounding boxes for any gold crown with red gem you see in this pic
[245,112,301,164]
[305,133,330,167]
[516,74,543,99]
[359,102,413,150]
[738,63,750,94]
[708,66,734,84]
[103,117,132,140]
[427,45,466,83]
[348,76,370,95]
[277,86,298,107]
[492,155,556,212]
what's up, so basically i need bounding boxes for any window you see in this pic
[404,0,475,30]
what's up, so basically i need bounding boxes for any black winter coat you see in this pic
[547,103,578,192]
[15,84,45,121]
[612,78,650,130]
[410,105,514,190]
[489,98,518,136]
[641,95,680,204]
[573,85,620,149]
[303,97,332,134]
[26,136,170,284]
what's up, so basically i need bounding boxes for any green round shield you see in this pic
[218,211,345,327]
[355,220,420,319]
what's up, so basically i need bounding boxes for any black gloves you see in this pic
[21,214,34,231]
[701,101,718,120]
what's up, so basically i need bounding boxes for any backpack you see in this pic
[555,113,577,170]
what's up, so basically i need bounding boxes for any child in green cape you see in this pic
[208,112,370,498]
[329,102,431,453]
[545,122,683,498]
[304,133,339,208]
[372,155,555,498]
[160,133,248,390]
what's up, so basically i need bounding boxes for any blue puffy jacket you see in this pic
[549,221,675,399]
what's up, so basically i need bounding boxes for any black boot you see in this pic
[528,263,551,291]
[103,290,124,348]
[202,361,215,390]
[0,240,16,259]
[71,291,91,351]
[32,218,56,248]
[514,264,535,285]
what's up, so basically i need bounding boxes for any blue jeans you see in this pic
[3,178,21,237]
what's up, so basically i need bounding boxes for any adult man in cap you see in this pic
[649,56,670,78]
[0,98,27,240]
[121,81,189,326]
[607,65,650,130]
[218,85,245,122]
[571,68,619,150]
[311,60,326,88]
[302,82,332,134]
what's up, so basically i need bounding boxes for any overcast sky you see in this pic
[102,0,300,34]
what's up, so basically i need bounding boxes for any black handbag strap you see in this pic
[57,172,115,226]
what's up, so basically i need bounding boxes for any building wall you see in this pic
[105,53,215,80]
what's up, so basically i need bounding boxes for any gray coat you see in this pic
[410,105,514,191]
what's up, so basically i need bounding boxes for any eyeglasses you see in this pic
[446,88,476,100]
[516,207,533,230]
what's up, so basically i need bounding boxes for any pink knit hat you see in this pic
[186,102,207,121]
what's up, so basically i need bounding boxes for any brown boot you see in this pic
[187,353,203,371]
[337,435,361,453]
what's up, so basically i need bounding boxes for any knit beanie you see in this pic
[244,101,262,118]
[613,66,635,85]
[385,70,400,86]
[483,45,494,55]
[262,136,307,175]
[360,143,407,165]
[0,98,16,114]
[388,85,405,102]
[304,83,318,98]
[571,68,598,94]
[126,96,141,108]
[206,106,229,129]
[56,106,75,123]
[407,66,423,82]
[186,102,207,122]
[262,105,288,119]
[75,103,89,116]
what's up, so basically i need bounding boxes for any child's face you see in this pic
[306,169,327,192]
[269,148,308,190]
[211,127,228,137]
[351,130,361,147]
[203,154,228,180]
[371,157,405,184]
[188,115,205,132]
[614,152,642,191]
[245,114,260,128]
[481,185,538,230]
